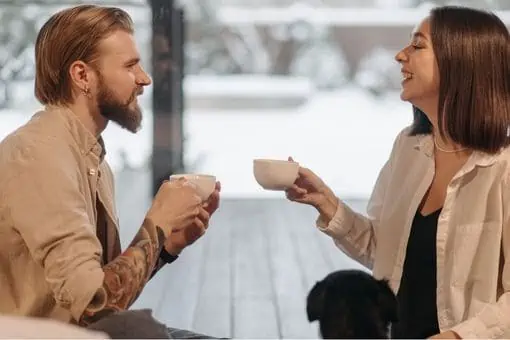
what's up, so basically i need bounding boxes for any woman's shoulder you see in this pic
[493,146,510,178]
[390,125,427,155]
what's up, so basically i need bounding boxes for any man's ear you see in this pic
[307,280,327,322]
[69,60,93,94]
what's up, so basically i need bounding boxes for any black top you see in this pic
[391,208,441,339]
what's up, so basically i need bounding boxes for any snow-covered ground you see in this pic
[0,76,412,199]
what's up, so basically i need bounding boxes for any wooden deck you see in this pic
[115,168,368,339]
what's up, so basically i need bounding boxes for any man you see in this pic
[0,4,221,337]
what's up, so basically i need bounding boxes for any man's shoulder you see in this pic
[0,109,75,177]
[1,109,70,153]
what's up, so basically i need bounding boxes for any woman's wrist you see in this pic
[316,192,338,224]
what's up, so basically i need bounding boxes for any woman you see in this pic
[286,6,510,339]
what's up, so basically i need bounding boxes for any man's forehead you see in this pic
[97,30,139,60]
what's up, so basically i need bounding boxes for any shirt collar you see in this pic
[47,105,106,162]
[413,133,499,169]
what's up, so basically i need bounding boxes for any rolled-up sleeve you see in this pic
[315,127,407,269]
[316,159,390,269]
[5,151,104,322]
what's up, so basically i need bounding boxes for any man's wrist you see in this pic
[145,216,171,239]
[164,240,183,256]
[160,247,179,264]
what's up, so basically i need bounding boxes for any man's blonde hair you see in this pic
[34,5,134,105]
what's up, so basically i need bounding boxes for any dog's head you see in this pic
[306,269,398,339]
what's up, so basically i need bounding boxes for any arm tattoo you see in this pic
[79,218,165,326]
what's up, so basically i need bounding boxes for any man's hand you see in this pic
[164,181,221,256]
[146,178,203,237]
[204,181,221,215]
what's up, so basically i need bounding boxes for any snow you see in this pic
[184,74,314,98]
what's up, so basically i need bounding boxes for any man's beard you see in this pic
[96,75,143,133]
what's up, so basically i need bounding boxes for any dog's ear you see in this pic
[306,280,327,322]
[376,278,398,323]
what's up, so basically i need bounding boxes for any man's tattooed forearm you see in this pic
[79,218,166,326]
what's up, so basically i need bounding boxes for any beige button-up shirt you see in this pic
[318,126,510,338]
[0,106,120,323]
[0,315,109,339]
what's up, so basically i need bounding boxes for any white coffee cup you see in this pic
[169,173,216,201]
[253,159,299,191]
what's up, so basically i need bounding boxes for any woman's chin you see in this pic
[399,91,411,102]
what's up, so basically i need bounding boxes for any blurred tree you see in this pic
[0,0,147,109]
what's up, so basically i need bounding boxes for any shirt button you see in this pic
[88,168,97,176]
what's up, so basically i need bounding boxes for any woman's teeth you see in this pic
[402,72,413,80]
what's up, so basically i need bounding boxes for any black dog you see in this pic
[306,269,398,339]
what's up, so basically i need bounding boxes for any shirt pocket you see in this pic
[451,221,501,287]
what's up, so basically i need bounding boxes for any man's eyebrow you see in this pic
[124,57,140,66]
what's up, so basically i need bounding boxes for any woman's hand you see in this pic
[284,157,339,223]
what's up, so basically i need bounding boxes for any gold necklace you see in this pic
[433,135,467,153]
